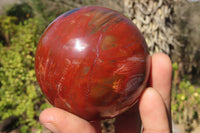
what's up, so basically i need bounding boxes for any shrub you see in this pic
[6,3,34,22]
[0,16,50,132]
[171,63,200,132]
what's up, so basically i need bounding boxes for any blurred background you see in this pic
[0,0,199,133]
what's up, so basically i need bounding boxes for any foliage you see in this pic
[0,15,18,45]
[0,16,50,132]
[6,2,34,22]
[171,63,200,132]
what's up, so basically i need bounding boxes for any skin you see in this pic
[39,53,172,133]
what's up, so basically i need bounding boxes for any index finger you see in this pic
[150,53,172,112]
[115,53,172,133]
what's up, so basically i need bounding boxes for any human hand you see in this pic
[39,53,172,133]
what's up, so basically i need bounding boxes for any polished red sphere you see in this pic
[35,6,150,121]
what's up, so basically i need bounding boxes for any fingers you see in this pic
[139,87,170,133]
[115,53,172,133]
[150,53,172,112]
[140,53,172,133]
[39,107,101,133]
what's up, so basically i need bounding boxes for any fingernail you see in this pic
[43,123,60,133]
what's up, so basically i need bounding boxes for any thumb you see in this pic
[39,107,101,133]
[139,87,171,133]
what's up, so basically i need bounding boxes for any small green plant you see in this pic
[0,16,50,132]
[171,63,200,133]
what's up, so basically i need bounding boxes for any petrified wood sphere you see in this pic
[35,6,150,121]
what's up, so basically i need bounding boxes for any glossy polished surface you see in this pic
[35,6,150,121]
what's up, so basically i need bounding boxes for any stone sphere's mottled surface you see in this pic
[35,6,150,121]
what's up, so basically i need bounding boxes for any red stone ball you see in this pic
[35,6,150,121]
